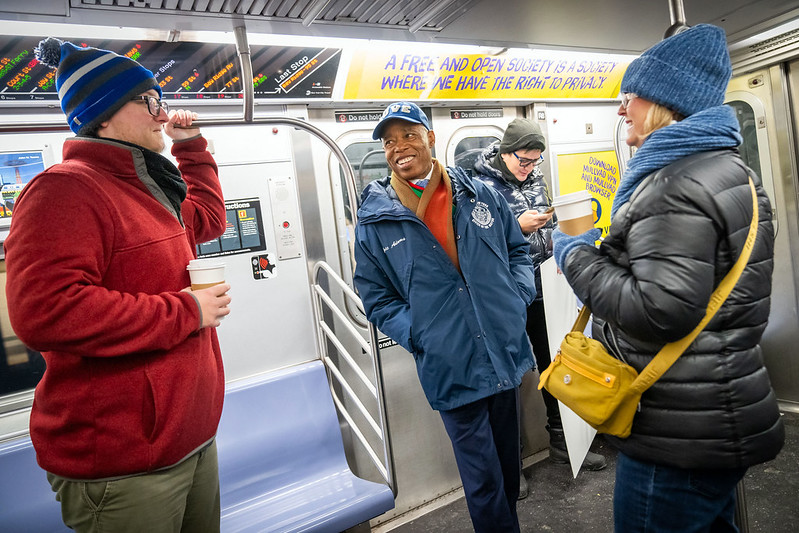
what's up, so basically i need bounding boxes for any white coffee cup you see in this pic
[186,259,226,291]
[552,191,595,236]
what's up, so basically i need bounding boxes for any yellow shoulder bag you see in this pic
[538,179,759,438]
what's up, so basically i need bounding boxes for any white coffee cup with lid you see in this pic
[552,191,595,236]
[186,259,226,291]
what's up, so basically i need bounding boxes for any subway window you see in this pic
[339,141,389,223]
[1,147,47,401]
[0,259,45,398]
[453,136,501,176]
[729,100,763,179]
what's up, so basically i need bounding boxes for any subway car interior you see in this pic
[0,0,798,531]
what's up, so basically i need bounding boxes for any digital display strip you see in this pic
[0,36,341,102]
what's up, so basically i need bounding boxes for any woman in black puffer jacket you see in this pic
[552,24,784,532]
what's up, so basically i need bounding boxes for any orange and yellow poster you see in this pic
[343,49,630,101]
[556,150,621,237]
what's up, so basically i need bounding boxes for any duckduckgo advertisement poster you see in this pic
[343,48,629,100]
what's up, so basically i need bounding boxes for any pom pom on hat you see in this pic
[620,24,731,117]
[34,37,63,69]
[34,37,161,134]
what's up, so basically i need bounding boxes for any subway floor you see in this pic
[386,410,799,533]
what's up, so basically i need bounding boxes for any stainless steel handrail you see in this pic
[1,24,387,492]
[0,116,359,230]
[3,115,394,493]
[311,260,396,495]
[614,115,633,177]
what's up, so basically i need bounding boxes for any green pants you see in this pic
[47,440,220,533]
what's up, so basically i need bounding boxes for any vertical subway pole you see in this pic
[664,0,689,37]
[234,25,254,123]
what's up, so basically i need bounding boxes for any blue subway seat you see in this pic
[0,437,66,532]
[217,360,395,532]
[0,360,393,532]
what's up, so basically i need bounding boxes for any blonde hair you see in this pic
[641,103,685,139]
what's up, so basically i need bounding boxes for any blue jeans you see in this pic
[614,451,747,533]
[439,388,521,533]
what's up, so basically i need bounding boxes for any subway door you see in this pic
[728,67,799,405]
[196,121,319,381]
[308,108,462,523]
[431,105,551,461]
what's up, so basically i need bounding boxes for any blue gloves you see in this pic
[552,227,601,271]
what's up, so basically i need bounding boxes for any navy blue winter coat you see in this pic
[353,166,536,411]
[473,144,555,301]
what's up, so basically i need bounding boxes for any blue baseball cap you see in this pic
[372,101,431,140]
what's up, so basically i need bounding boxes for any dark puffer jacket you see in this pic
[474,144,554,301]
[562,149,784,470]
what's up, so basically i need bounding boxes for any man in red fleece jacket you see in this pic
[3,37,231,532]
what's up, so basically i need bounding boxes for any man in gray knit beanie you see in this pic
[475,118,609,497]
[499,118,546,154]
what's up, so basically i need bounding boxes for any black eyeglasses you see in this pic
[619,93,638,109]
[512,152,544,168]
[130,95,169,117]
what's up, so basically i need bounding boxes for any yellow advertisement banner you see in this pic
[556,150,621,237]
[343,49,629,100]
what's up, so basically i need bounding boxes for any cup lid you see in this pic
[552,190,592,206]
[186,260,226,270]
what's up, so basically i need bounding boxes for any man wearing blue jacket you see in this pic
[353,102,537,533]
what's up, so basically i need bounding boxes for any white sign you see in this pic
[540,257,598,478]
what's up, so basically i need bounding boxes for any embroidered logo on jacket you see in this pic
[471,201,494,229]
[383,237,406,252]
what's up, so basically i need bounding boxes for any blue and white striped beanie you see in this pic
[35,37,161,134]
[620,24,731,117]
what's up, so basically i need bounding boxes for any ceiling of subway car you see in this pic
[3,0,799,53]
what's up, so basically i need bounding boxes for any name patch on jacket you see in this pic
[471,201,494,229]
[383,237,406,252]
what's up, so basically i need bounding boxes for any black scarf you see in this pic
[489,153,525,188]
[140,146,187,218]
[98,137,188,217]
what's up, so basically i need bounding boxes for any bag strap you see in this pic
[569,178,759,392]
[629,177,759,393]
[571,305,592,333]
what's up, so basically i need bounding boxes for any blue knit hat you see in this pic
[35,38,161,134]
[620,24,731,117]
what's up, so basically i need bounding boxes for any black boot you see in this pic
[518,470,529,500]
[548,428,607,471]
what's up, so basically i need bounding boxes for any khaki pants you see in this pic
[47,440,220,533]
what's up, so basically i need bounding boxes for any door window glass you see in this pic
[728,100,762,178]
[454,136,500,176]
[339,141,389,224]
[0,259,44,399]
